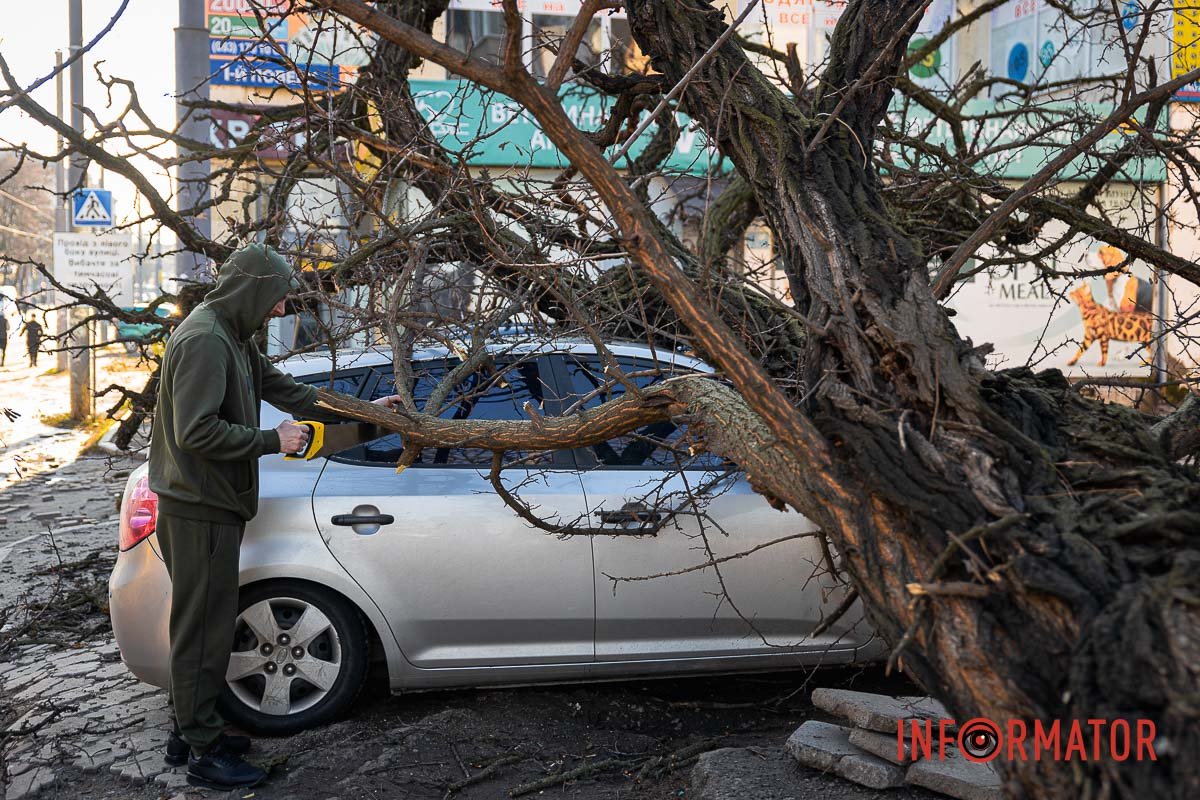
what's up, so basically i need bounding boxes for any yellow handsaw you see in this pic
[284,421,385,461]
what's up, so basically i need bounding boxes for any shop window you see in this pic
[531,14,602,79]
[446,9,505,65]
[607,18,651,75]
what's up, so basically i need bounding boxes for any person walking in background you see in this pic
[0,311,8,366]
[21,315,42,368]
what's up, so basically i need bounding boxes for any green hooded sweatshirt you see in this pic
[149,243,336,524]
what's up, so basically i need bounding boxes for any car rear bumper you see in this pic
[108,533,171,689]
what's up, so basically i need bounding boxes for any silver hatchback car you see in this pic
[109,340,878,734]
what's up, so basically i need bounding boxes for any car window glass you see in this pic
[564,356,726,469]
[360,359,551,467]
[298,370,366,397]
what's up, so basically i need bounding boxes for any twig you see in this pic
[508,757,627,797]
[446,754,525,794]
[450,742,469,779]
[810,589,859,638]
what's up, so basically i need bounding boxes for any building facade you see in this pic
[201,0,1199,389]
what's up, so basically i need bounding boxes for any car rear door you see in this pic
[310,353,596,669]
[557,353,867,662]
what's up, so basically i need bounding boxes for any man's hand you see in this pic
[276,420,310,454]
[372,394,403,411]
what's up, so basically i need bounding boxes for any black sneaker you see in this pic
[165,731,251,767]
[186,743,267,790]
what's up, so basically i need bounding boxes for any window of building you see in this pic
[443,2,637,79]
[986,1,1139,92]
[531,14,603,79]
[445,9,506,65]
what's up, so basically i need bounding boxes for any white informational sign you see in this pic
[447,0,625,16]
[809,0,847,67]
[289,15,376,67]
[907,0,955,90]
[53,231,134,305]
[985,0,1156,88]
[740,0,954,89]
[741,0,816,65]
[947,184,1158,378]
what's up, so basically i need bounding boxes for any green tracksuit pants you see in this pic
[157,512,244,755]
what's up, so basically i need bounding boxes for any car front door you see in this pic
[310,354,596,669]
[557,353,867,662]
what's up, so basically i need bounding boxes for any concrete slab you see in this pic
[3,766,54,800]
[154,770,191,789]
[812,689,948,734]
[906,748,1004,800]
[849,726,925,765]
[691,747,806,800]
[836,751,906,790]
[785,721,860,772]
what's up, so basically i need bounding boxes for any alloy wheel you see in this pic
[227,596,343,716]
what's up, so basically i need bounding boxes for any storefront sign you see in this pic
[410,80,721,172]
[208,108,308,160]
[1173,7,1200,101]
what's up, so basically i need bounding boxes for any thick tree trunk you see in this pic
[623,1,1200,797]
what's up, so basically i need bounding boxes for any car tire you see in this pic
[217,582,369,736]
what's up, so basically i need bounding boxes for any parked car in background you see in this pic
[115,303,178,352]
[109,340,879,734]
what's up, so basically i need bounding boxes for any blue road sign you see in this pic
[210,58,338,89]
[72,188,113,227]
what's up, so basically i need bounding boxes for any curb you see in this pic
[95,421,147,460]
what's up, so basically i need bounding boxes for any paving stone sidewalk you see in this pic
[1,638,183,800]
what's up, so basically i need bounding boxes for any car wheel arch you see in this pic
[236,568,406,682]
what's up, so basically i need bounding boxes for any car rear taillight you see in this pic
[119,473,158,551]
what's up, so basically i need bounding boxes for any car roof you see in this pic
[277,339,713,378]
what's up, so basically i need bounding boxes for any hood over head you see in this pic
[203,243,298,339]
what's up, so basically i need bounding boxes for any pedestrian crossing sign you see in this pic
[72,188,113,227]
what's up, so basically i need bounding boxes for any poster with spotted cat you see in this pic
[945,183,1159,378]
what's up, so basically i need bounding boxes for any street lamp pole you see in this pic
[54,49,69,373]
[67,0,92,420]
[174,0,212,284]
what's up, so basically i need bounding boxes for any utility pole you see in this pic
[68,0,92,420]
[175,0,212,283]
[54,49,69,373]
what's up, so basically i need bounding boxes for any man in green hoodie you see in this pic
[149,243,399,790]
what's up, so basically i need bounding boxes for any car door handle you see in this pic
[597,501,665,531]
[598,509,663,524]
[331,513,395,526]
